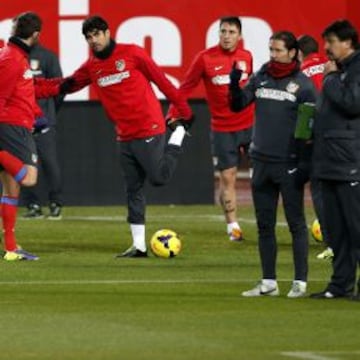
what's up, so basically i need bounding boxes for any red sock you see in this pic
[0,150,27,183]
[1,196,19,252]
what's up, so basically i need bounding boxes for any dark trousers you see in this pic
[117,134,181,224]
[310,177,330,244]
[322,180,360,295]
[21,127,62,206]
[251,159,308,281]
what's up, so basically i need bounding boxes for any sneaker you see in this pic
[350,293,360,301]
[4,248,39,261]
[316,247,334,260]
[22,204,44,219]
[287,281,307,298]
[229,228,244,242]
[310,290,348,299]
[47,202,62,220]
[242,281,280,297]
[115,246,148,258]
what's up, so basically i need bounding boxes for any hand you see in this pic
[166,116,195,132]
[292,163,311,188]
[323,61,338,76]
[59,77,75,94]
[33,116,50,135]
[229,61,243,90]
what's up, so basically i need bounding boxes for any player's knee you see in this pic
[20,168,37,187]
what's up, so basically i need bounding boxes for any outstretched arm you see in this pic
[135,46,193,120]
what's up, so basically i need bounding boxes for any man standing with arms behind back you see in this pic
[297,35,333,261]
[167,17,254,242]
[310,20,360,300]
[22,42,64,220]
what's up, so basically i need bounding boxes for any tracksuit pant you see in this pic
[321,180,360,296]
[117,133,181,224]
[251,159,308,281]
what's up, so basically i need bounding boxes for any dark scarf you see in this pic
[93,39,116,59]
[266,60,299,78]
[8,36,31,55]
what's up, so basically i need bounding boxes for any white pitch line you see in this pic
[281,351,360,360]
[41,214,291,226]
[281,352,339,360]
[0,278,327,286]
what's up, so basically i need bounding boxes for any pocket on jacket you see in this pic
[323,129,358,163]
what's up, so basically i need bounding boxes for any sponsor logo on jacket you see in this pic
[302,64,325,77]
[255,88,296,102]
[211,74,230,85]
[97,71,130,87]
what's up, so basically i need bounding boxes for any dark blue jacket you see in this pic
[30,44,63,126]
[230,62,316,162]
[312,50,360,181]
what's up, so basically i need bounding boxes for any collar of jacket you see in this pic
[92,39,116,59]
[339,49,360,69]
[8,36,31,55]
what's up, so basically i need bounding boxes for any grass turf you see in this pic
[0,205,359,360]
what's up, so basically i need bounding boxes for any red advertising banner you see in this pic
[0,0,355,100]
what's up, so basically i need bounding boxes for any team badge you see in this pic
[31,153,38,164]
[236,60,247,72]
[30,59,40,71]
[286,81,300,94]
[115,60,126,71]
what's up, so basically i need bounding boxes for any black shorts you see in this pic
[0,124,38,171]
[211,127,252,171]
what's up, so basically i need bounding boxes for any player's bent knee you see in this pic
[20,166,38,187]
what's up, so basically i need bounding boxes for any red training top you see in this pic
[300,53,327,91]
[167,44,254,132]
[61,43,192,141]
[0,41,38,129]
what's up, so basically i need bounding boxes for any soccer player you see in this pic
[47,16,193,257]
[297,35,333,261]
[167,17,254,242]
[229,31,317,298]
[310,20,360,300]
[21,42,64,220]
[0,12,43,261]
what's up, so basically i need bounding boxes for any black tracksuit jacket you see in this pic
[312,50,360,181]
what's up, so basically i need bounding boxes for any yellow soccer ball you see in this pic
[311,219,323,242]
[150,229,182,258]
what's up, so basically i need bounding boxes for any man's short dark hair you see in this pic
[219,17,242,33]
[322,19,359,49]
[270,31,298,58]
[82,16,109,36]
[13,12,42,39]
[298,35,319,57]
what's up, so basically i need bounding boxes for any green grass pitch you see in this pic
[1,205,359,360]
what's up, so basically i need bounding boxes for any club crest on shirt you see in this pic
[30,59,43,76]
[286,81,300,94]
[31,153,38,164]
[236,60,247,72]
[115,60,126,72]
[30,59,40,71]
